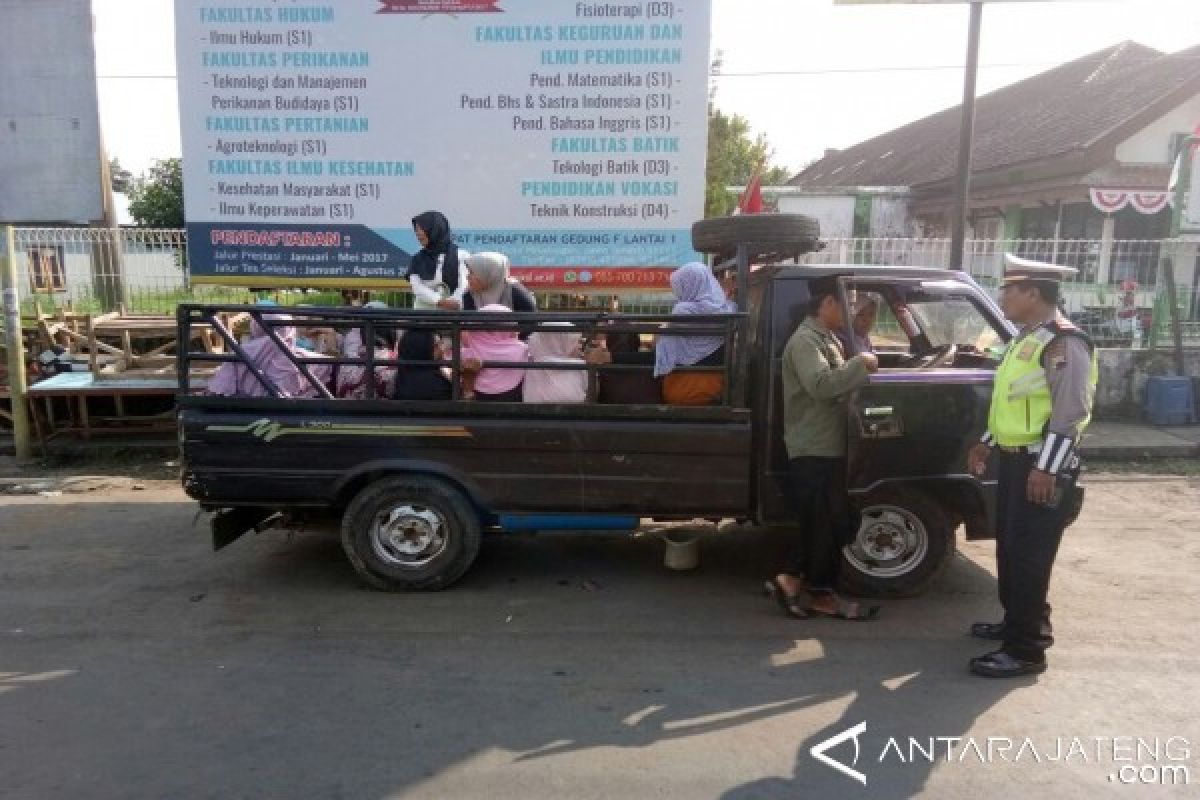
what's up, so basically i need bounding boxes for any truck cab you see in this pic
[746,264,1010,594]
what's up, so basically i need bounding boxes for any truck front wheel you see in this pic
[340,476,481,591]
[839,488,954,597]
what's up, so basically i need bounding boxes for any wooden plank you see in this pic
[129,356,177,369]
[87,316,98,375]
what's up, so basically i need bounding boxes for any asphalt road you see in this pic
[1,476,1197,799]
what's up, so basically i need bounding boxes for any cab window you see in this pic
[847,280,1005,369]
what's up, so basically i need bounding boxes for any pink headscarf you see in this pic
[523,323,586,404]
[208,314,330,398]
[461,304,528,395]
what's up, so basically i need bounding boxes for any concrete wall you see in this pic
[1114,92,1200,164]
[1095,347,1200,418]
[776,194,857,238]
[0,0,104,223]
[869,195,914,237]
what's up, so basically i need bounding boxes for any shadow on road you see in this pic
[0,498,1018,799]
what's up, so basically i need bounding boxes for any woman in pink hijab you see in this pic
[460,304,529,402]
[523,323,586,404]
[208,315,330,398]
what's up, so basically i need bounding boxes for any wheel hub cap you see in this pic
[370,505,447,567]
[843,504,930,579]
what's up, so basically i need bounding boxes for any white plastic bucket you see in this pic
[663,532,700,571]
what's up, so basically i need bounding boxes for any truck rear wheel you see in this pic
[839,488,954,597]
[340,476,481,591]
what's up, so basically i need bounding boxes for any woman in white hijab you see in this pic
[462,252,537,312]
[523,323,586,404]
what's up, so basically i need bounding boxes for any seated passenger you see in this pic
[462,252,537,313]
[460,304,529,402]
[655,262,731,406]
[208,315,331,398]
[393,329,452,401]
[336,330,397,400]
[591,330,663,405]
[523,323,586,404]
[836,294,878,355]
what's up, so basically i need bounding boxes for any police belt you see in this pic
[996,444,1041,455]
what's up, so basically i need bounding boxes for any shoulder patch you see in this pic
[1043,338,1070,370]
[1016,339,1040,361]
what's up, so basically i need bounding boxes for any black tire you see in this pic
[340,475,481,591]
[691,214,821,259]
[838,487,954,597]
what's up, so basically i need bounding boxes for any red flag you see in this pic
[736,169,764,215]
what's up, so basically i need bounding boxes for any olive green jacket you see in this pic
[781,317,871,458]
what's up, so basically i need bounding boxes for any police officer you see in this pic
[966,254,1098,678]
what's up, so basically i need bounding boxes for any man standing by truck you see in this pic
[967,255,1098,678]
[767,277,879,620]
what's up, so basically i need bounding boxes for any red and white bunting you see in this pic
[1129,192,1171,215]
[1089,188,1172,215]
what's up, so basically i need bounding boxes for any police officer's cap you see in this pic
[1001,254,1078,287]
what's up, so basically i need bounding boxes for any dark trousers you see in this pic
[786,457,852,591]
[995,451,1069,662]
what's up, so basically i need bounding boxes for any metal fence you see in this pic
[9,226,675,316]
[9,227,1199,346]
[803,237,1200,347]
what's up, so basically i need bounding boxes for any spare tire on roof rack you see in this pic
[691,214,822,264]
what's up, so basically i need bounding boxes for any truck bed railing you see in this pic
[178,305,749,408]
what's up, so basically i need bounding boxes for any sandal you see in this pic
[763,577,810,619]
[804,595,881,621]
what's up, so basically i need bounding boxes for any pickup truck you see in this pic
[178,220,1013,596]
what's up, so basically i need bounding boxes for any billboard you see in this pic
[174,1,712,289]
[0,0,105,223]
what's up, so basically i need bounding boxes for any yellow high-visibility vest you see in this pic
[988,324,1098,447]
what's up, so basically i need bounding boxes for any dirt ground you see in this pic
[0,465,1197,799]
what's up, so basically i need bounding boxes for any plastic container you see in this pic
[1143,375,1195,426]
[663,532,700,571]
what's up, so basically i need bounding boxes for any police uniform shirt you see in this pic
[982,312,1094,474]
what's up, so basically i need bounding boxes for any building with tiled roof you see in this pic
[785,41,1200,283]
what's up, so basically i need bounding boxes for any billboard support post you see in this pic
[1,225,32,462]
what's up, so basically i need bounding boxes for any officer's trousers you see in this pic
[995,451,1070,662]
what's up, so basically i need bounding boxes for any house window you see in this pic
[1018,203,1104,240]
[1018,206,1058,239]
[972,217,1004,241]
[1110,207,1171,285]
[27,246,66,293]
[1058,203,1105,240]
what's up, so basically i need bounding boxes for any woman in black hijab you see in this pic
[393,329,453,401]
[408,211,468,310]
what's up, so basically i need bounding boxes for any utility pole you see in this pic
[835,1,1111,269]
[950,1,984,270]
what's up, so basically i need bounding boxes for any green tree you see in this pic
[127,158,185,228]
[705,109,792,218]
[705,53,791,217]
